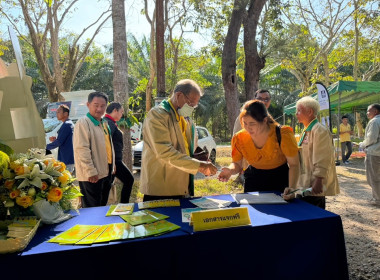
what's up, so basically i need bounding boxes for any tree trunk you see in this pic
[156,0,166,97]
[243,0,267,101]
[353,0,359,81]
[222,0,249,135]
[112,0,132,169]
[146,13,156,112]
[322,52,330,86]
[355,112,364,138]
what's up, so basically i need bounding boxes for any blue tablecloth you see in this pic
[1,194,348,280]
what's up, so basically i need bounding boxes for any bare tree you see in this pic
[281,0,355,91]
[1,0,111,102]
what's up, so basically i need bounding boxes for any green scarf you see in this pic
[298,118,318,146]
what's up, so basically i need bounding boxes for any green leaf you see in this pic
[0,141,14,156]
[0,151,10,172]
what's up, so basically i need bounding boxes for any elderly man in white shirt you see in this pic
[360,104,380,206]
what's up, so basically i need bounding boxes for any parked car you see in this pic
[132,126,217,170]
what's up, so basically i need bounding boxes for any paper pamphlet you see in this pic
[92,223,129,243]
[189,197,232,209]
[106,205,117,216]
[48,225,100,244]
[138,199,180,209]
[181,208,202,223]
[120,210,168,226]
[134,220,180,238]
[48,220,180,245]
[110,203,134,216]
[75,225,109,245]
[231,193,287,205]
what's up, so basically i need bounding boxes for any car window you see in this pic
[197,128,208,139]
[43,119,61,133]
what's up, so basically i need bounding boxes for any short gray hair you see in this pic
[173,79,203,97]
[296,96,320,117]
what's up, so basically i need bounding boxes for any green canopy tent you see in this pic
[284,81,380,115]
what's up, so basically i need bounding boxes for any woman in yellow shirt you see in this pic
[218,100,300,193]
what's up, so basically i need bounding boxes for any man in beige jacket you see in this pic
[73,91,115,207]
[283,96,339,209]
[140,79,217,201]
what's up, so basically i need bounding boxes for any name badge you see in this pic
[191,207,251,232]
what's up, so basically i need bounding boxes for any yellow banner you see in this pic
[191,207,251,232]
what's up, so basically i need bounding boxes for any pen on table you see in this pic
[282,189,300,196]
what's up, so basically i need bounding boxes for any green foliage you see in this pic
[0,151,10,172]
[0,140,14,156]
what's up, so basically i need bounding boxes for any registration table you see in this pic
[1,194,348,280]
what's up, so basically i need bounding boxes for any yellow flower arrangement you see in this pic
[0,148,82,218]
[47,187,63,202]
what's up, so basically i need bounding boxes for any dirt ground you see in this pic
[327,157,380,280]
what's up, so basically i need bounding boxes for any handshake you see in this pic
[198,162,218,176]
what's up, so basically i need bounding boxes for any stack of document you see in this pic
[189,197,232,209]
[231,193,287,204]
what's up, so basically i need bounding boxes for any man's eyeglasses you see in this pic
[256,97,271,103]
[183,93,198,108]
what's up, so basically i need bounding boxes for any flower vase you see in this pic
[32,200,72,224]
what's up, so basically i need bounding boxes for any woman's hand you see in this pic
[218,167,233,182]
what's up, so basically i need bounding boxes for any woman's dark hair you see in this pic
[106,102,122,114]
[88,91,108,103]
[239,100,275,125]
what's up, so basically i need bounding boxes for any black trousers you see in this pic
[79,164,113,208]
[341,141,352,162]
[112,161,134,203]
[243,163,289,193]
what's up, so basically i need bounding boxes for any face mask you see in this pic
[178,103,195,118]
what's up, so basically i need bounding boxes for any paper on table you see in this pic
[48,225,100,244]
[138,199,180,209]
[134,220,180,238]
[190,197,232,209]
[231,193,287,204]
[120,210,169,226]
[110,203,134,215]
[181,208,202,223]
[75,225,109,245]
